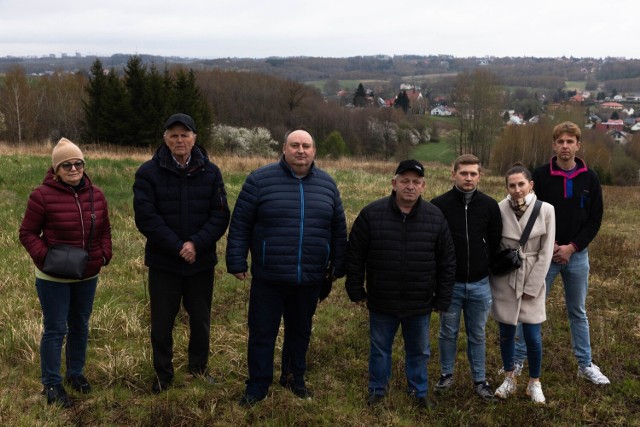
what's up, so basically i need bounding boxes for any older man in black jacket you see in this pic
[346,159,456,409]
[133,113,230,393]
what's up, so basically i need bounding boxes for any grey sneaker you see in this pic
[434,374,453,392]
[498,362,523,377]
[513,362,524,377]
[578,363,610,385]
[474,381,496,401]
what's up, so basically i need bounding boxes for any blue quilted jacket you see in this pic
[226,157,347,286]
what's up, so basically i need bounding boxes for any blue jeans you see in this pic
[515,249,592,368]
[499,322,542,378]
[369,311,431,398]
[36,277,98,386]
[438,278,492,383]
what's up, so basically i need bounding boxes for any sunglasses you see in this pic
[60,160,85,171]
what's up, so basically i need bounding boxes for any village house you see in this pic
[606,129,632,145]
[600,101,624,110]
[595,119,624,132]
[430,105,454,116]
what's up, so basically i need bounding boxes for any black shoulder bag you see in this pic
[490,200,542,276]
[42,188,95,280]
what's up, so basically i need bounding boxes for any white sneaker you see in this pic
[494,375,517,399]
[578,363,610,385]
[526,381,546,404]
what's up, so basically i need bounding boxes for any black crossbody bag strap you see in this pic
[518,200,542,247]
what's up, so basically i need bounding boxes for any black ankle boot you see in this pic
[44,384,72,408]
[66,374,91,394]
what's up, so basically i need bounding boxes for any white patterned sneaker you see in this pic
[578,363,610,385]
[513,362,524,377]
[498,362,524,377]
[494,375,517,399]
[526,381,546,404]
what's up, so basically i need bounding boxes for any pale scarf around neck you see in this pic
[507,192,535,219]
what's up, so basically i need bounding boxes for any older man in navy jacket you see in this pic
[226,128,347,407]
[134,113,230,393]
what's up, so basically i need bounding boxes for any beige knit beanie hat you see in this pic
[52,138,84,172]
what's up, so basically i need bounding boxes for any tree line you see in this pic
[1,55,639,184]
[0,55,428,159]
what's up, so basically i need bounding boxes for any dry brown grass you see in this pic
[1,147,638,426]
[0,141,153,162]
[0,141,419,175]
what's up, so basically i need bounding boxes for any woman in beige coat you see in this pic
[490,165,555,404]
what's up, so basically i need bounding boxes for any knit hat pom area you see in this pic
[52,138,84,171]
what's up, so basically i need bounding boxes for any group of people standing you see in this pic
[427,121,607,408]
[19,116,608,410]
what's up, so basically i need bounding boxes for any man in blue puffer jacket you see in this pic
[226,128,347,407]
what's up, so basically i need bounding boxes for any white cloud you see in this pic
[1,0,638,58]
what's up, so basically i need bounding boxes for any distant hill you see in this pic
[3,54,640,96]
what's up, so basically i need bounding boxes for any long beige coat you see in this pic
[490,195,555,325]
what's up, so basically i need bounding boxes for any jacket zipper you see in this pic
[74,191,87,249]
[297,178,304,284]
[464,202,470,282]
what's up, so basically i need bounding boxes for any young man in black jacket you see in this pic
[431,154,502,400]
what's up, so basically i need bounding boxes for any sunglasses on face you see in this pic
[60,160,85,171]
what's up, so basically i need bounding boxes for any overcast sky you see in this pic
[1,0,638,59]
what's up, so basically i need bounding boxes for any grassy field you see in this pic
[565,81,587,92]
[0,145,638,426]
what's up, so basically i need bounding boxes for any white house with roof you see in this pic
[607,130,632,145]
[430,105,452,116]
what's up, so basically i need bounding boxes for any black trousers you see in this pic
[148,268,214,382]
[245,282,321,398]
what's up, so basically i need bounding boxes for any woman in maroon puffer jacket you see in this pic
[19,138,112,408]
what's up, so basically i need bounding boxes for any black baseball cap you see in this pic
[165,113,196,133]
[395,159,424,176]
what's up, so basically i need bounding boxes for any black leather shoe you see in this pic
[290,384,312,399]
[279,374,313,399]
[44,384,72,408]
[367,393,384,406]
[201,374,216,385]
[191,372,216,385]
[151,377,172,394]
[65,374,91,394]
[238,393,264,407]
[411,396,434,410]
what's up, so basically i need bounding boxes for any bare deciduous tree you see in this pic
[452,69,504,163]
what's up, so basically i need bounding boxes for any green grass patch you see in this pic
[565,80,587,91]
[411,141,457,165]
